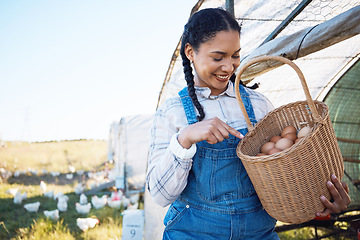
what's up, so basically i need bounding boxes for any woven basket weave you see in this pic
[235,55,344,224]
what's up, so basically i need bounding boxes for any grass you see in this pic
[1,140,358,239]
[0,140,107,173]
[0,140,130,240]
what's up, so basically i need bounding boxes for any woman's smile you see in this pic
[185,30,241,96]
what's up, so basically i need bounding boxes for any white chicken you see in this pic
[40,181,47,192]
[57,197,68,212]
[44,209,59,221]
[129,193,140,205]
[121,196,130,209]
[66,173,73,180]
[108,191,121,208]
[24,201,40,212]
[74,183,85,195]
[75,202,91,214]
[50,171,60,177]
[91,195,107,209]
[68,165,76,173]
[76,218,99,231]
[53,192,64,200]
[79,193,88,205]
[6,188,18,196]
[13,170,20,177]
[108,199,121,208]
[14,191,27,204]
[44,190,54,198]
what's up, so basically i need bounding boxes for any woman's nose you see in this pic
[221,59,234,73]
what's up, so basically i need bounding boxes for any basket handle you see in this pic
[235,55,321,131]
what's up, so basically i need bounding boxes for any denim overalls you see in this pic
[162,85,279,240]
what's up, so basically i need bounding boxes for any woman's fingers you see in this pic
[331,175,351,205]
[205,118,243,144]
[180,117,243,145]
[217,120,244,139]
[342,181,349,194]
[316,174,351,217]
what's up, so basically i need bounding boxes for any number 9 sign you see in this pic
[122,210,144,240]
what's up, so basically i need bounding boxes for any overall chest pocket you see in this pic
[194,143,255,203]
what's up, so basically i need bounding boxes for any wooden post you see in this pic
[225,0,234,18]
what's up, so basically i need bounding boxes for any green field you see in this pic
[0,140,128,240]
[0,140,358,239]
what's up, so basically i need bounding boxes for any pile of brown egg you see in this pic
[256,125,312,156]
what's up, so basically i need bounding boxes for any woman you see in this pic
[146,8,350,239]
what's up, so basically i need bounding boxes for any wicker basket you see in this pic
[235,55,344,224]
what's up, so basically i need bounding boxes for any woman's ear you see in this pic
[184,43,194,62]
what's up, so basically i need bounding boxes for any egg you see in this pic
[281,125,297,137]
[268,148,282,155]
[269,135,282,143]
[261,142,276,154]
[297,126,312,138]
[295,137,303,144]
[275,138,294,150]
[283,133,297,142]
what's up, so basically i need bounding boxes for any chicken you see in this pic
[127,202,139,210]
[6,188,18,196]
[66,173,73,180]
[108,199,121,208]
[57,197,68,212]
[68,165,76,173]
[121,196,130,208]
[54,193,69,202]
[40,181,47,192]
[76,218,99,231]
[74,183,85,195]
[108,191,121,208]
[76,202,91,214]
[129,193,140,205]
[44,190,54,198]
[79,193,87,205]
[44,209,59,221]
[91,195,107,209]
[13,171,20,177]
[50,171,60,177]
[24,201,40,212]
[14,191,27,204]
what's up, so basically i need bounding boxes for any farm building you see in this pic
[109,0,360,239]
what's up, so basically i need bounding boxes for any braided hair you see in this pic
[180,8,241,121]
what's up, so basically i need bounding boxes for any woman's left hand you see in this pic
[316,174,351,217]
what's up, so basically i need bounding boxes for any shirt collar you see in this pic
[195,82,236,99]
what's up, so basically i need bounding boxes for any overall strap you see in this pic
[178,87,198,125]
[178,85,257,125]
[238,85,257,125]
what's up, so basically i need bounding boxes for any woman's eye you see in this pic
[232,55,240,59]
[213,57,222,61]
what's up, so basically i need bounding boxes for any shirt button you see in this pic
[186,205,189,208]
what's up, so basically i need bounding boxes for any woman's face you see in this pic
[185,30,241,96]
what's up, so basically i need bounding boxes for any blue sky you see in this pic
[0,0,197,141]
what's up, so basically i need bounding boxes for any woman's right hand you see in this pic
[177,117,243,149]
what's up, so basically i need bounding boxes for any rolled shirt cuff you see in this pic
[169,133,196,160]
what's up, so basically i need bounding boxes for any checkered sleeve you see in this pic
[146,100,194,207]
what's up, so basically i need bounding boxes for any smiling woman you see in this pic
[146,8,280,239]
[185,30,241,96]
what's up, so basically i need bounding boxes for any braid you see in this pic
[180,8,241,122]
[180,41,205,121]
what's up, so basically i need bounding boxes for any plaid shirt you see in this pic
[146,82,274,207]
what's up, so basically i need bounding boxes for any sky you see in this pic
[0,0,197,142]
